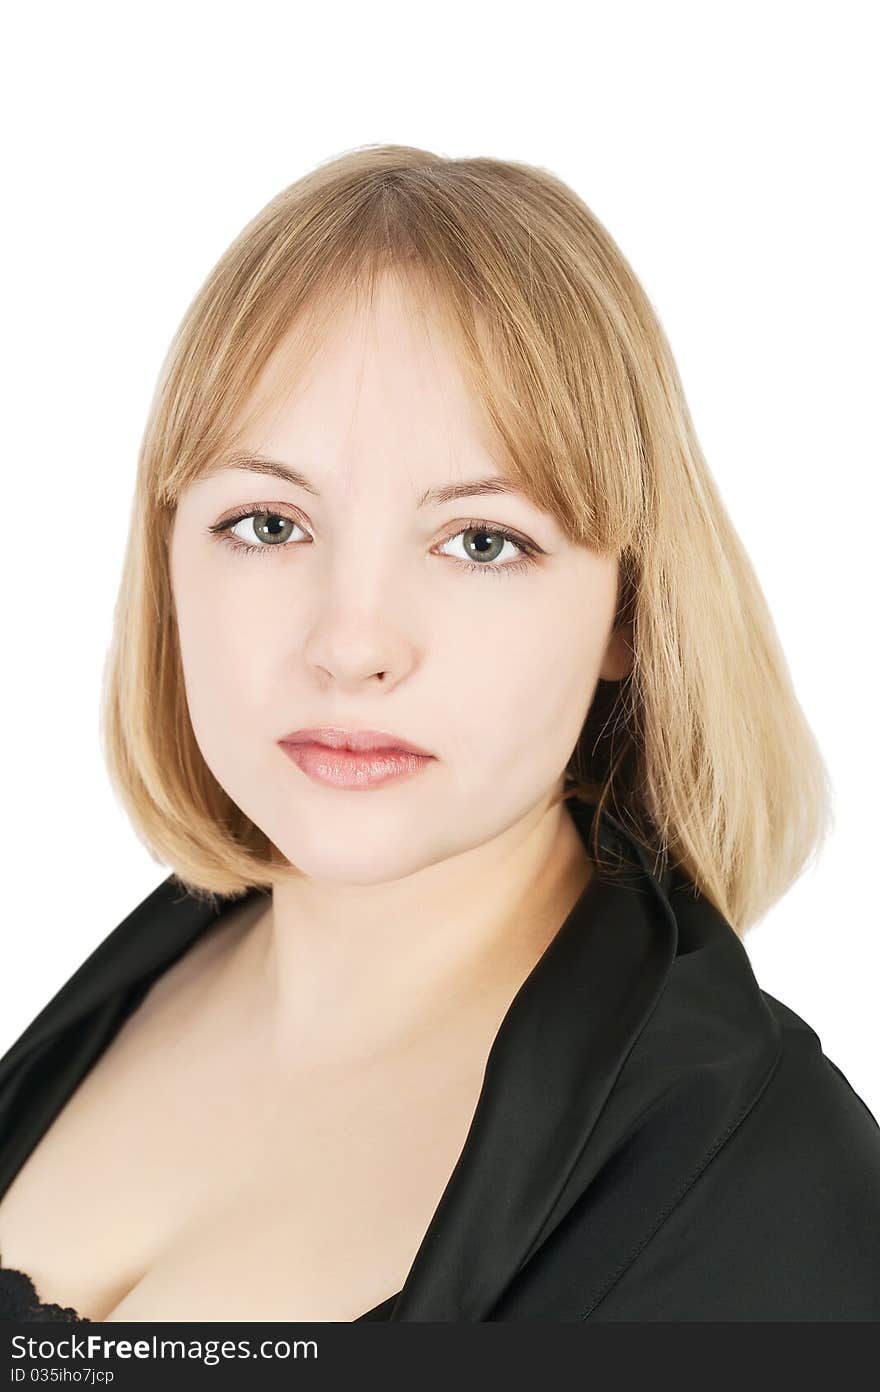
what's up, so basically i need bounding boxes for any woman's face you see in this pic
[169,274,632,886]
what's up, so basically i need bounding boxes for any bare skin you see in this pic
[0,269,632,1320]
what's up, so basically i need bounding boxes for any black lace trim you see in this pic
[0,1265,91,1322]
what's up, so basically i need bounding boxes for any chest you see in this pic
[0,967,489,1322]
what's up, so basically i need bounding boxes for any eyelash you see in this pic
[206,506,543,578]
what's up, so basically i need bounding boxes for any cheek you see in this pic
[173,561,282,754]
[438,591,604,774]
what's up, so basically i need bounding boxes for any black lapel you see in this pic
[386,800,782,1321]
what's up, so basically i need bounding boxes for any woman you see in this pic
[1,145,878,1323]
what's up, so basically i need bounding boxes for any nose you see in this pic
[302,601,417,693]
[295,525,424,691]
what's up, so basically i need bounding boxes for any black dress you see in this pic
[2,798,879,1321]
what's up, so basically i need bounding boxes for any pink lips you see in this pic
[280,727,433,755]
[278,727,435,790]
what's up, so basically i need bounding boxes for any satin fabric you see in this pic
[1,798,878,1321]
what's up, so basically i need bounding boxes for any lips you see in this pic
[278,732,435,790]
[279,727,433,757]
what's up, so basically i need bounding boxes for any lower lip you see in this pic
[279,741,435,789]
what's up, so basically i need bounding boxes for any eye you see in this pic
[434,522,542,578]
[207,509,311,556]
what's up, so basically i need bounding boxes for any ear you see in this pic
[599,622,634,682]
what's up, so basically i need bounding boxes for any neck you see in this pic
[214,795,594,1074]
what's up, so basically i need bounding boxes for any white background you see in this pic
[2,1,878,1116]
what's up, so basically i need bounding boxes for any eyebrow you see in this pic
[208,451,522,508]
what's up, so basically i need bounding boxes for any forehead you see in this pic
[225,276,509,495]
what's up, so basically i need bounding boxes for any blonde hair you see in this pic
[100,143,833,934]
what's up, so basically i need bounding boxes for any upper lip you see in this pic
[279,727,434,756]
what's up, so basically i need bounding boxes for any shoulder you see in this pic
[737,993,880,1240]
[594,990,880,1321]
[757,991,880,1148]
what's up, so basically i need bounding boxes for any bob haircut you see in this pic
[100,143,832,935]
